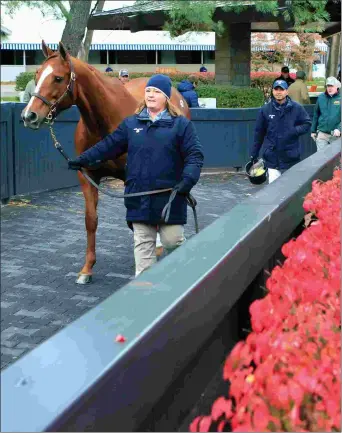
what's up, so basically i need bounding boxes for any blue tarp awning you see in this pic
[1,42,327,52]
[0,43,215,51]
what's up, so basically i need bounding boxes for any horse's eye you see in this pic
[55,76,63,83]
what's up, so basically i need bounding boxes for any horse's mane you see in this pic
[41,52,125,90]
[82,61,123,86]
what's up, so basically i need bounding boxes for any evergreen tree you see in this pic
[134,0,330,37]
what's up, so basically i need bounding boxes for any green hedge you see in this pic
[1,96,20,102]
[15,71,264,108]
[15,72,35,91]
[107,73,264,108]
[197,85,264,108]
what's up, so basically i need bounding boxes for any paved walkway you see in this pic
[1,173,263,370]
[1,84,18,98]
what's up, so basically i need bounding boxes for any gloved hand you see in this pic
[250,156,258,164]
[68,158,84,171]
[332,129,341,137]
[173,179,191,194]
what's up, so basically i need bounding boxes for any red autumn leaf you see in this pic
[189,416,202,432]
[198,416,212,432]
[252,402,270,430]
[217,420,226,432]
[211,397,233,421]
[115,334,126,343]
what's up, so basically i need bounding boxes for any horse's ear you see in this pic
[58,42,69,61]
[42,40,53,58]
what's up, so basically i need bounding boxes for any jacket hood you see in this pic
[177,80,195,92]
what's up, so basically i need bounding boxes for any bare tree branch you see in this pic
[80,0,105,61]
[90,0,100,17]
[61,0,92,56]
[54,0,71,20]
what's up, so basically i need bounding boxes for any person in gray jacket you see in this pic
[23,78,36,103]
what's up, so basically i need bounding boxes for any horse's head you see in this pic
[21,40,76,129]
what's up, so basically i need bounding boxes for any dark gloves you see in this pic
[68,159,102,170]
[173,179,191,194]
[68,158,84,171]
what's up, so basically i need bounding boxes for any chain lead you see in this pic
[48,124,199,232]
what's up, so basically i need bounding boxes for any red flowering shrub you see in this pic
[250,72,296,102]
[190,169,341,432]
[250,72,296,80]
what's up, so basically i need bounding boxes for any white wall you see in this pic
[1,65,25,82]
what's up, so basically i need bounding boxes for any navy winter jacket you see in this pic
[76,109,204,225]
[251,97,311,170]
[177,81,200,108]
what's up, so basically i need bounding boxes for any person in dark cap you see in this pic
[67,74,204,276]
[177,75,200,108]
[118,69,130,84]
[274,66,295,87]
[288,71,310,105]
[311,76,341,151]
[250,79,311,184]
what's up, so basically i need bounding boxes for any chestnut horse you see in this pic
[22,40,190,284]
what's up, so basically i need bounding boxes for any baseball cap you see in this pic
[119,69,129,77]
[296,71,306,79]
[326,76,341,88]
[273,80,288,90]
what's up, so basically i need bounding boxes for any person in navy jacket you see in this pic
[250,79,311,184]
[177,76,200,108]
[68,74,204,276]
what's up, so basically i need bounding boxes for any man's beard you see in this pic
[274,95,286,101]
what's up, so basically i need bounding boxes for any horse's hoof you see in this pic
[76,274,92,284]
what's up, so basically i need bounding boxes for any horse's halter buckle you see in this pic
[46,110,56,124]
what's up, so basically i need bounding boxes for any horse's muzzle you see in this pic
[21,109,42,129]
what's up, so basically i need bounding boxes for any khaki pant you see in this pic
[316,131,339,151]
[133,223,185,276]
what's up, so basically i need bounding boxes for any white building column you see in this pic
[106,49,109,65]
[201,50,204,65]
[155,50,158,65]
[23,49,26,70]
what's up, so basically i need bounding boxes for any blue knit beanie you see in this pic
[146,74,172,99]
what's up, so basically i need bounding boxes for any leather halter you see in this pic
[32,58,76,123]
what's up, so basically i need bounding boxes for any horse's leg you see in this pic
[74,119,101,284]
[76,171,99,284]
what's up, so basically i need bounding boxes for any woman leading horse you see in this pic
[68,74,204,276]
[21,41,200,281]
